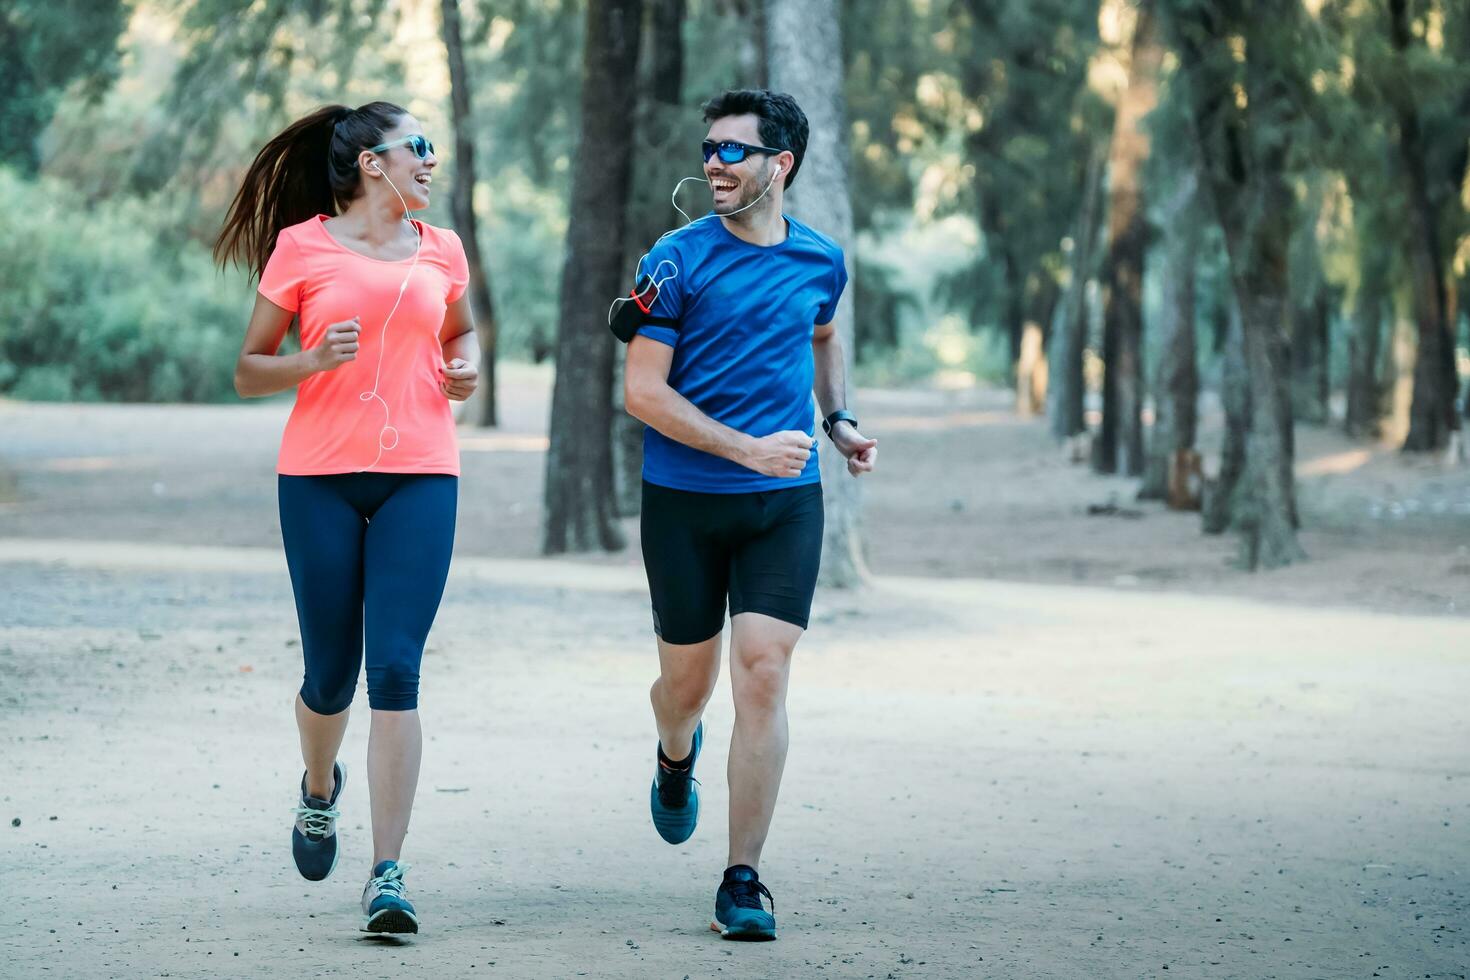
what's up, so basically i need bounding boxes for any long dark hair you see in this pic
[214,101,408,281]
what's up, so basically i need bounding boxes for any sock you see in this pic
[724,864,759,882]
[658,742,695,770]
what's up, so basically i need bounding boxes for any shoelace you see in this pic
[657,763,700,805]
[292,802,340,838]
[726,878,775,912]
[370,862,410,897]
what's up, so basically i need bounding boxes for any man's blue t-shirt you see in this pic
[634,213,847,494]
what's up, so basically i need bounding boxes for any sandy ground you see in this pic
[2,369,1469,978]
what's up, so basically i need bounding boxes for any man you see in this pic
[622,88,878,942]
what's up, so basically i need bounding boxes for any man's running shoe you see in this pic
[711,864,777,941]
[650,721,703,844]
[291,761,345,882]
[361,860,419,934]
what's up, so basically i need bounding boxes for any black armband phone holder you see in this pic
[610,274,680,343]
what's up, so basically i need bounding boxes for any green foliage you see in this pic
[37,0,417,254]
[853,256,913,362]
[480,168,570,361]
[842,0,941,228]
[455,0,581,360]
[150,0,396,196]
[1319,0,1470,288]
[953,1,1103,314]
[0,167,247,402]
[0,0,128,169]
[682,0,765,97]
[8,0,1468,406]
[465,0,583,188]
[841,0,1111,357]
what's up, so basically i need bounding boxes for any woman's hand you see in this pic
[309,317,361,373]
[441,358,478,401]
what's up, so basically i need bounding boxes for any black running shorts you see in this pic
[640,480,824,644]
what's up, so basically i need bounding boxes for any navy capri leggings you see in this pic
[278,473,457,713]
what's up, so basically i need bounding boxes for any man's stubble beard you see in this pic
[717,161,777,222]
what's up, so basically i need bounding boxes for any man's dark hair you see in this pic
[701,89,808,189]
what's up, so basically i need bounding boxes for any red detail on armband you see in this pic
[632,280,660,314]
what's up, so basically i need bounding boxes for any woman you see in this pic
[216,101,479,935]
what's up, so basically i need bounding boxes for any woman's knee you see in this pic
[366,659,420,711]
[300,676,355,716]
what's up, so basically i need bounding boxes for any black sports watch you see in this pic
[821,410,858,440]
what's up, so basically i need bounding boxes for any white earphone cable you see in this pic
[356,165,422,472]
[607,165,782,327]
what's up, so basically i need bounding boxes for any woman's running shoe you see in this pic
[291,761,345,881]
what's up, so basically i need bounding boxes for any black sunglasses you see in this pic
[701,139,785,165]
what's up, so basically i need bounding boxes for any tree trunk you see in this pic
[1203,302,1249,534]
[1344,250,1387,439]
[1386,306,1417,445]
[1389,0,1458,452]
[440,0,498,427]
[613,0,687,518]
[1015,319,1045,416]
[1093,2,1160,477]
[738,0,768,86]
[765,0,865,587]
[542,0,643,555]
[1015,275,1059,417]
[1286,194,1332,428]
[1290,279,1330,426]
[994,235,1026,383]
[1048,139,1106,443]
[1343,166,1391,439]
[1400,195,1458,452]
[1234,267,1303,565]
[1169,0,1305,568]
[1140,171,1200,502]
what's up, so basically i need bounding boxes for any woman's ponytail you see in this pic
[215,101,408,281]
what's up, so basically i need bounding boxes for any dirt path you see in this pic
[3,376,1468,976]
[4,539,1467,979]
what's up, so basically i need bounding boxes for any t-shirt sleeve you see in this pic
[632,240,685,348]
[816,246,848,325]
[444,228,471,304]
[257,230,306,313]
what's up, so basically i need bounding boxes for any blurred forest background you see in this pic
[2,0,1468,573]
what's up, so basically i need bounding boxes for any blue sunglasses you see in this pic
[369,134,435,159]
[701,139,784,165]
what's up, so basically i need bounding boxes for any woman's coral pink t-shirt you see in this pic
[258,215,469,476]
